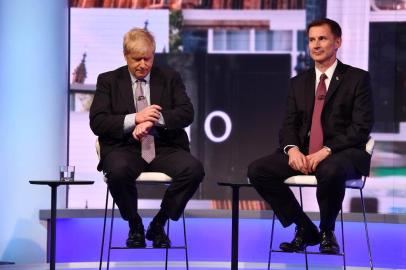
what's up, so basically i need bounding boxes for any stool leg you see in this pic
[182,212,189,270]
[267,212,276,270]
[340,208,346,270]
[360,189,373,269]
[99,187,109,270]
[106,200,116,270]
[165,220,170,270]
[299,187,309,270]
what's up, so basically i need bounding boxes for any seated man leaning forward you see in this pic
[90,28,204,248]
[247,18,373,254]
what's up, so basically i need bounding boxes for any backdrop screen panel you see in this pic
[69,3,406,215]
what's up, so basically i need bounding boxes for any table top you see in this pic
[217,181,252,187]
[29,180,94,186]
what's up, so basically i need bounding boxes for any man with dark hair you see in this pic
[90,28,204,248]
[307,18,342,38]
[248,18,373,254]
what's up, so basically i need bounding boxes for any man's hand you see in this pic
[306,148,331,173]
[287,147,309,174]
[135,104,162,124]
[132,121,154,140]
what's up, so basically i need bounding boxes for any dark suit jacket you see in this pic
[89,65,193,170]
[279,60,374,175]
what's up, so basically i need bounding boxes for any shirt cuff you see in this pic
[323,146,332,155]
[156,112,165,126]
[283,145,298,155]
[123,113,136,133]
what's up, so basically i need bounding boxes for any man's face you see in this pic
[308,24,341,67]
[125,40,154,79]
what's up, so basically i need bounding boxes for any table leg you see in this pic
[50,185,57,270]
[231,186,240,270]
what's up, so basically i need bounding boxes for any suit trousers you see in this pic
[102,146,204,222]
[247,149,362,231]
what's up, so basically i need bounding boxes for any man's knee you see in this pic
[247,159,271,185]
[247,160,260,183]
[316,163,346,185]
[105,162,137,183]
[188,159,205,183]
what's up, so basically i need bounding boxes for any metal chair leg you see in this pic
[99,187,109,270]
[267,212,276,270]
[182,212,189,270]
[360,189,374,269]
[340,208,346,270]
[106,200,116,270]
[165,220,170,270]
[298,187,309,270]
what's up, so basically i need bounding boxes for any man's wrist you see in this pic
[284,145,298,155]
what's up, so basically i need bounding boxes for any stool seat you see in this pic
[284,175,365,189]
[137,172,172,182]
[103,172,172,183]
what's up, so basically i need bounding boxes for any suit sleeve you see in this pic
[279,79,301,149]
[327,72,374,152]
[89,74,126,139]
[160,71,194,130]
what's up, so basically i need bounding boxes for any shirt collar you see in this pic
[129,71,151,85]
[315,59,338,81]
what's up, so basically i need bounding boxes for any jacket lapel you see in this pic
[118,67,136,113]
[324,60,346,105]
[149,67,164,105]
[305,70,316,120]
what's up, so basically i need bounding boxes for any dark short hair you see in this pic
[306,18,342,38]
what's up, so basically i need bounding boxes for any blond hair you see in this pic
[123,28,156,55]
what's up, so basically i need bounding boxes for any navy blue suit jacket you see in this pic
[279,61,374,175]
[90,65,193,171]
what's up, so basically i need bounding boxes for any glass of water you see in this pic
[59,165,75,181]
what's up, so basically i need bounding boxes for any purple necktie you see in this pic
[309,73,327,154]
[135,80,155,163]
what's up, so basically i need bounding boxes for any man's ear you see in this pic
[335,37,342,51]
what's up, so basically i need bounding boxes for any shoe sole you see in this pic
[126,243,147,248]
[280,241,320,252]
[126,239,147,248]
[320,248,340,254]
[146,232,171,248]
[152,244,171,248]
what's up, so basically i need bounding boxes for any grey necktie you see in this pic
[135,80,155,163]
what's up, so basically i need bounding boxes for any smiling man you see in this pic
[90,28,204,248]
[247,18,374,254]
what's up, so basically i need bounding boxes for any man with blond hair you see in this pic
[90,28,204,248]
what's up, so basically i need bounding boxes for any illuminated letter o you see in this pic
[204,111,232,143]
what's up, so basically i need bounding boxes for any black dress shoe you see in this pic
[126,223,146,248]
[319,230,340,254]
[146,223,171,248]
[279,225,320,252]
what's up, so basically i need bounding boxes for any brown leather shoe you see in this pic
[319,230,340,254]
[126,223,146,248]
[279,225,320,252]
[146,223,171,248]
